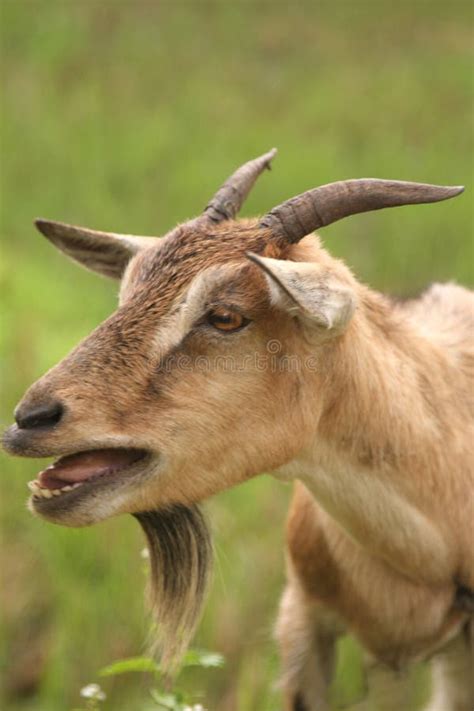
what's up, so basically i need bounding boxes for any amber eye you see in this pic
[207,307,249,332]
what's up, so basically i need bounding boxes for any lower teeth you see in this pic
[28,481,82,499]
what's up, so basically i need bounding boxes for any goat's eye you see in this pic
[206,307,249,332]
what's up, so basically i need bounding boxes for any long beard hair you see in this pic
[134,504,212,672]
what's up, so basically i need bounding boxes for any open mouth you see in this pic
[28,448,148,503]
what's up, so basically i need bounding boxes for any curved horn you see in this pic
[259,179,464,242]
[201,148,277,224]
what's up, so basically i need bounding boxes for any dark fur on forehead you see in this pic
[128,219,289,297]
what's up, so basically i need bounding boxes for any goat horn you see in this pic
[259,179,464,242]
[201,148,277,224]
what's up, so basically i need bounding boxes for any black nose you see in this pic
[15,401,64,430]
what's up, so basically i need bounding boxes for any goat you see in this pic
[3,150,473,710]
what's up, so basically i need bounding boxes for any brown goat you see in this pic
[3,150,473,710]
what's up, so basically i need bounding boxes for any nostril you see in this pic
[15,401,64,430]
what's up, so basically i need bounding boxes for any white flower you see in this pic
[140,547,150,559]
[80,683,106,701]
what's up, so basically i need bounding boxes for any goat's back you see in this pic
[399,282,474,360]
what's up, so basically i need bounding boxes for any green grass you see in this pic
[1,1,472,710]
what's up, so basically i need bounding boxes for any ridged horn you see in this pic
[201,148,277,224]
[259,179,464,242]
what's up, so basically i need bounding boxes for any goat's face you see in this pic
[3,151,462,528]
[5,223,332,526]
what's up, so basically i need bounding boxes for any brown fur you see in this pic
[4,209,473,709]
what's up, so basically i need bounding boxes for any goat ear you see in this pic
[247,252,356,333]
[34,219,158,279]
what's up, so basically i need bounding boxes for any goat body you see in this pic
[276,273,473,710]
[3,151,472,710]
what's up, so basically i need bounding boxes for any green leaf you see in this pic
[149,690,184,710]
[99,656,160,677]
[99,649,225,678]
[181,649,225,669]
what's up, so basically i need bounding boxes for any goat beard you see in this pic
[133,505,212,673]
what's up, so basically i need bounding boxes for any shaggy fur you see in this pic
[134,505,212,671]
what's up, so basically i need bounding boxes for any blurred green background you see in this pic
[1,1,472,710]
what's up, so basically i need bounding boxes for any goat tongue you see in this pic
[38,448,143,489]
